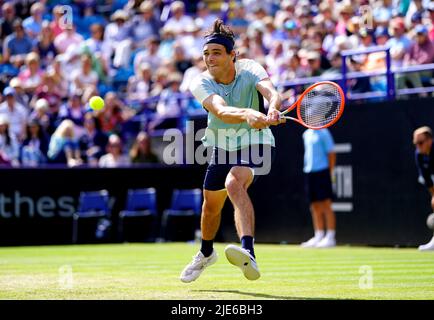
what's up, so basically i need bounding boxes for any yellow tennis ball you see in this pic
[89,96,105,111]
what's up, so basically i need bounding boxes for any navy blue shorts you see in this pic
[203,144,275,191]
[305,168,333,203]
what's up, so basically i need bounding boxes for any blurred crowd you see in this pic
[0,0,433,167]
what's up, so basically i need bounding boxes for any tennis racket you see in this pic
[280,81,345,129]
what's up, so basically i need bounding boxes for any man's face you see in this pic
[203,43,234,76]
[5,95,15,105]
[414,133,432,154]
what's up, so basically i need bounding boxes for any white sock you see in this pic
[314,230,325,239]
[326,230,336,240]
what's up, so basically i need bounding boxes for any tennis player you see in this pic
[413,126,434,251]
[180,19,283,282]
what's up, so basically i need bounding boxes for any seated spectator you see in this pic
[54,24,84,54]
[33,20,58,68]
[373,0,394,28]
[0,114,19,167]
[265,40,286,82]
[98,92,132,135]
[149,67,169,97]
[3,18,33,66]
[18,52,44,95]
[0,87,28,141]
[134,36,161,74]
[29,98,52,135]
[0,3,16,41]
[398,25,434,96]
[20,118,49,166]
[58,92,86,127]
[70,54,99,95]
[98,134,130,167]
[179,23,204,59]
[280,52,309,82]
[30,73,63,113]
[47,119,83,167]
[248,27,268,60]
[194,1,218,31]
[50,5,67,37]
[347,56,372,94]
[127,63,152,101]
[322,51,342,76]
[305,51,324,77]
[228,2,249,36]
[78,112,108,166]
[335,2,353,36]
[9,77,30,107]
[84,23,111,78]
[85,23,107,57]
[163,1,194,38]
[148,72,183,132]
[132,1,160,49]
[46,57,69,99]
[129,131,159,164]
[387,17,413,70]
[157,26,176,61]
[172,42,193,74]
[104,10,133,68]
[22,2,45,40]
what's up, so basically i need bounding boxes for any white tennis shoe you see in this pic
[224,244,260,280]
[418,236,434,251]
[180,250,218,283]
[316,237,336,248]
[300,236,323,248]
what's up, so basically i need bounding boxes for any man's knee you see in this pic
[225,175,239,196]
[202,200,222,216]
[225,167,253,192]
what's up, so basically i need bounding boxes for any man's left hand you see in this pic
[267,109,285,125]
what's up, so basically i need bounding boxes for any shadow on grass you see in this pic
[192,289,353,300]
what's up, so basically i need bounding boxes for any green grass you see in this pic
[0,243,433,300]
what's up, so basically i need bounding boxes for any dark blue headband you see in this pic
[204,34,234,52]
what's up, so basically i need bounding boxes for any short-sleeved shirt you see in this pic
[303,128,335,173]
[4,33,33,56]
[415,143,434,188]
[189,58,275,151]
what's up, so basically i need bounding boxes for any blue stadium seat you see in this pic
[118,188,158,242]
[161,189,202,241]
[72,190,112,243]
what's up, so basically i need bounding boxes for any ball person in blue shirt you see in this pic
[301,128,337,248]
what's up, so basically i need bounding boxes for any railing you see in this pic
[277,45,434,102]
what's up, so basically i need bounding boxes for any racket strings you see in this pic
[299,84,342,128]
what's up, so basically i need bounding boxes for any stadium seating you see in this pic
[161,188,202,241]
[118,188,158,242]
[72,190,112,244]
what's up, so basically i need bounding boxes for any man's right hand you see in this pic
[245,109,269,129]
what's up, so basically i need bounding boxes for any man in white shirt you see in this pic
[163,1,194,38]
[0,87,28,141]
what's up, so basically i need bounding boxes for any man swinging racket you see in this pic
[180,19,284,282]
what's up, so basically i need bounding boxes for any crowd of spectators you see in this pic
[0,0,433,167]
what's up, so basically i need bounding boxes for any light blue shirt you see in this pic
[190,59,275,151]
[303,128,335,173]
